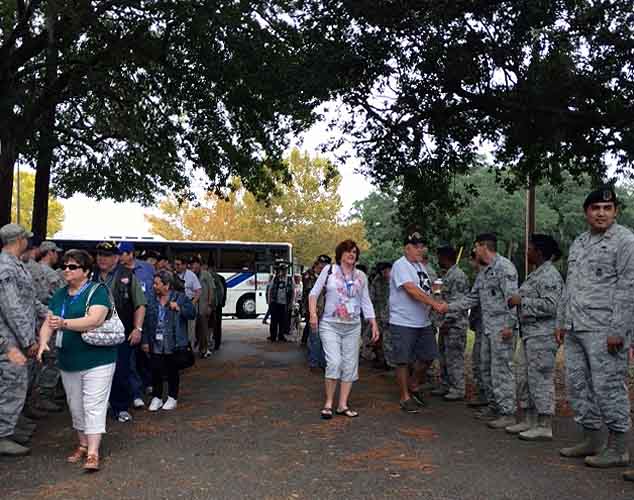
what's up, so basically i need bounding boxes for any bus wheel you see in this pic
[236,294,257,319]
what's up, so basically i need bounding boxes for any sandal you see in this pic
[67,445,88,464]
[320,407,333,420]
[83,454,100,472]
[335,407,359,418]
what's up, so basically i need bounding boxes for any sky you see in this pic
[56,119,374,239]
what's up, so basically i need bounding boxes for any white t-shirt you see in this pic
[389,256,432,328]
[179,269,202,299]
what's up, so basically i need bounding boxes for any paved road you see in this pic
[2,320,633,500]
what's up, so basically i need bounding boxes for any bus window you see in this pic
[219,248,255,272]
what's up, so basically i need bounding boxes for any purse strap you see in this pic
[85,282,116,320]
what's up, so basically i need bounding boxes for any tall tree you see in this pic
[147,149,367,266]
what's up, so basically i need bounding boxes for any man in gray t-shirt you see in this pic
[388,227,444,413]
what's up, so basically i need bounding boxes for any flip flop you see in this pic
[335,407,359,418]
[320,407,333,420]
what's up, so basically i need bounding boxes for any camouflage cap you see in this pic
[39,241,62,253]
[0,223,33,244]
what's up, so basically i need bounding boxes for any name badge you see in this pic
[55,331,63,348]
[345,301,355,315]
[155,333,164,341]
[140,283,146,293]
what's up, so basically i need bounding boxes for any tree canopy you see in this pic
[147,149,367,266]
[11,171,64,237]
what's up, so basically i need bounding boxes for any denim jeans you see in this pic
[109,341,132,415]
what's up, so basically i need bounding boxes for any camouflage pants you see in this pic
[481,326,517,415]
[472,327,486,399]
[524,335,558,415]
[0,355,29,437]
[565,329,631,433]
[438,327,466,396]
[380,320,396,368]
[515,340,529,410]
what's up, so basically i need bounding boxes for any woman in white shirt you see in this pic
[309,240,378,419]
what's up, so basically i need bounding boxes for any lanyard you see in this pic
[340,266,355,298]
[60,281,92,319]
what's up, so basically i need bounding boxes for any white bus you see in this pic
[52,238,293,318]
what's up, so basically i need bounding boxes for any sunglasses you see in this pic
[61,264,82,271]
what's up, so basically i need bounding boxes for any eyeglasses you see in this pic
[61,264,82,271]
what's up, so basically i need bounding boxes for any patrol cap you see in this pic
[583,185,618,210]
[139,249,160,260]
[0,223,33,244]
[39,241,62,253]
[316,254,332,265]
[475,233,497,244]
[118,241,135,254]
[95,240,120,255]
[404,230,426,246]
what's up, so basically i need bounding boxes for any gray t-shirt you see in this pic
[389,256,432,328]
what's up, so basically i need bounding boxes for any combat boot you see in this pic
[488,415,517,429]
[22,405,48,420]
[560,428,605,458]
[519,415,553,441]
[0,437,30,456]
[623,469,634,482]
[506,410,537,435]
[585,431,630,468]
[8,429,31,446]
[36,398,62,413]
[468,395,488,408]
[443,391,464,402]
[474,407,498,421]
[431,386,449,397]
[17,415,37,433]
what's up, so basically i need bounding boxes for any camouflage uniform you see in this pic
[557,223,634,433]
[0,251,48,438]
[469,304,487,401]
[448,254,519,416]
[36,262,66,402]
[517,260,564,416]
[370,273,391,366]
[437,265,470,397]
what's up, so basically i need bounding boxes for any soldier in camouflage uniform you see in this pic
[370,262,392,368]
[303,255,331,370]
[433,245,470,401]
[505,235,564,441]
[440,233,519,430]
[0,224,49,456]
[556,187,634,470]
[467,251,488,407]
[35,241,66,412]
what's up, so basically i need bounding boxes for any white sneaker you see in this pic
[148,397,163,412]
[133,398,145,409]
[161,397,178,411]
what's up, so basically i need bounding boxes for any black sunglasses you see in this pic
[61,264,82,271]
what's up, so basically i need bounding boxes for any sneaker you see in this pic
[410,390,427,407]
[133,398,145,409]
[162,397,178,411]
[487,415,517,429]
[400,398,421,413]
[116,411,133,423]
[148,397,163,412]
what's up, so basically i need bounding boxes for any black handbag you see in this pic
[173,343,195,370]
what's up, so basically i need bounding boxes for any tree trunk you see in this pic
[32,0,59,241]
[0,137,17,227]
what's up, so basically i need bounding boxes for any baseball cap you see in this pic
[404,230,426,246]
[118,241,135,254]
[0,224,33,244]
[317,254,332,264]
[95,241,120,255]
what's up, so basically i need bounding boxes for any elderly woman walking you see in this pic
[37,250,115,472]
[309,240,378,419]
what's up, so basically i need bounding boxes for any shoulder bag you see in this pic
[81,283,126,347]
[316,265,333,319]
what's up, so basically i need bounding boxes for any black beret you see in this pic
[317,254,332,264]
[475,233,497,243]
[583,186,618,210]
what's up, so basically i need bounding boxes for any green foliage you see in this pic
[10,171,64,236]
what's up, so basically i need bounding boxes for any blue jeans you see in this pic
[307,325,326,368]
[109,341,132,415]
[129,347,151,400]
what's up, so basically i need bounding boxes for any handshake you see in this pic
[432,300,449,314]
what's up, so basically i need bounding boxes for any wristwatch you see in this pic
[133,327,143,333]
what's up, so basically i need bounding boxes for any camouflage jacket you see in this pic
[0,252,48,349]
[557,223,634,333]
[440,264,470,330]
[518,260,564,338]
[370,274,390,323]
[39,262,66,305]
[448,254,518,334]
